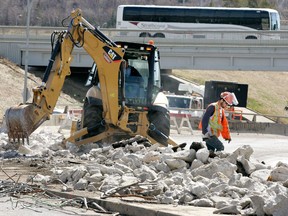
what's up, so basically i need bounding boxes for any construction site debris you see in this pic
[0,169,118,215]
[0,129,288,215]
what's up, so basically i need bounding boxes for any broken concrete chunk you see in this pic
[283,179,288,187]
[108,148,125,161]
[189,198,214,207]
[53,149,71,157]
[99,174,121,192]
[250,195,266,216]
[172,149,196,163]
[158,191,175,204]
[74,178,88,190]
[275,161,288,168]
[211,172,230,184]
[195,148,209,163]
[213,205,241,215]
[71,165,87,183]
[133,165,157,181]
[59,168,74,183]
[164,158,188,170]
[179,193,195,204]
[250,169,271,182]
[227,145,254,164]
[114,163,134,173]
[270,166,288,182]
[191,158,237,179]
[87,184,97,192]
[98,164,124,175]
[142,151,161,163]
[171,173,184,185]
[187,181,209,198]
[155,161,171,173]
[85,173,104,183]
[89,148,103,157]
[190,159,204,170]
[263,194,288,216]
[27,173,51,184]
[232,176,267,192]
[122,154,142,169]
[237,155,256,175]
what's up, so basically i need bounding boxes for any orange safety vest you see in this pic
[199,102,231,140]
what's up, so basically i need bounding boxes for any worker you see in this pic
[123,58,141,77]
[199,91,238,152]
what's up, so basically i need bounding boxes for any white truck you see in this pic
[166,94,204,118]
[165,83,205,118]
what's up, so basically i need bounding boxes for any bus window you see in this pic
[261,18,269,30]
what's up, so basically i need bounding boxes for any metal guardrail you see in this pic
[2,26,288,42]
[1,26,288,71]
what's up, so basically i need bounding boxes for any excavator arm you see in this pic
[5,9,124,143]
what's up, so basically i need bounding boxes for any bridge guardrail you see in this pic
[1,26,288,71]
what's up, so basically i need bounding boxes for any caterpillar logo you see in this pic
[103,46,122,63]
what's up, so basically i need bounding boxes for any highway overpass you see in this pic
[1,26,288,71]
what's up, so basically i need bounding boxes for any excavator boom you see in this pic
[5,8,124,143]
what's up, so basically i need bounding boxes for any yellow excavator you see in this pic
[5,9,178,147]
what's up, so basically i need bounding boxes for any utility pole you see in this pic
[23,0,33,103]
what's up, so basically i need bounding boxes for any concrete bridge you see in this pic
[1,26,288,71]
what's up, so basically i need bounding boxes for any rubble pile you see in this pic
[0,129,288,215]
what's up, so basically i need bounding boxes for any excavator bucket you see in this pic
[5,104,46,144]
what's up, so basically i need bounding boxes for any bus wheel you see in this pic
[139,32,152,37]
[245,35,257,39]
[147,105,170,146]
[153,33,165,38]
[82,99,105,139]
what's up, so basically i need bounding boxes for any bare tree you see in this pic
[0,0,285,27]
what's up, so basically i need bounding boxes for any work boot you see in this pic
[209,150,217,158]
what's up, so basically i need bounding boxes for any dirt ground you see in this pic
[0,58,85,121]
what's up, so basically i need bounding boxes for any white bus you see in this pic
[116,5,281,39]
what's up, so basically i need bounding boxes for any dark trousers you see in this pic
[204,136,224,152]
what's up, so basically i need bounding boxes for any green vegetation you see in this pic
[247,98,265,113]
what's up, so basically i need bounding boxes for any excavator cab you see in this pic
[86,42,161,107]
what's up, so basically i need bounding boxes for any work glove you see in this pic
[225,138,231,143]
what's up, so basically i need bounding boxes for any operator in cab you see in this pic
[123,58,142,77]
[199,91,238,153]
